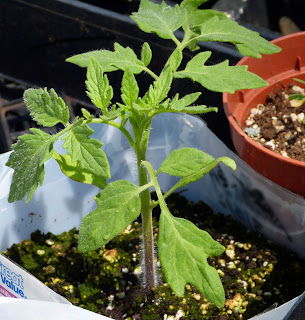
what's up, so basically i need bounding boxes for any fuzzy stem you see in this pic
[138,163,156,293]
[134,117,156,294]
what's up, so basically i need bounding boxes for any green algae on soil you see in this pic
[2,193,305,319]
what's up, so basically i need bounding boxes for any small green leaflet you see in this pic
[289,94,305,101]
[141,42,152,67]
[293,78,305,86]
[121,66,139,107]
[24,88,69,127]
[6,129,55,203]
[81,108,94,121]
[52,152,107,189]
[159,206,225,307]
[158,147,215,177]
[62,121,110,178]
[66,43,145,74]
[174,51,268,93]
[131,0,187,41]
[180,0,209,12]
[78,180,141,252]
[86,57,113,112]
[168,92,201,110]
[156,93,217,115]
[197,16,281,58]
[146,66,173,106]
[158,148,236,186]
[167,49,183,72]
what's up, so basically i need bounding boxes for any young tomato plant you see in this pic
[6,0,280,308]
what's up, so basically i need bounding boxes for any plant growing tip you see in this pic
[6,0,280,309]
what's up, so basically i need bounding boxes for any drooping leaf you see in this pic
[131,0,187,41]
[174,51,269,93]
[141,42,152,67]
[52,152,107,189]
[121,66,139,107]
[180,0,210,12]
[24,88,69,127]
[66,43,145,74]
[78,180,141,252]
[159,206,225,307]
[6,129,55,203]
[62,121,110,178]
[196,16,281,58]
[86,57,113,111]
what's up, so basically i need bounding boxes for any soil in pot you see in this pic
[2,193,305,320]
[243,81,305,162]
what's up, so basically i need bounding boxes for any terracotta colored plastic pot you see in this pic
[223,32,305,197]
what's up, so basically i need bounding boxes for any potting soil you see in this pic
[2,193,305,320]
[243,82,305,162]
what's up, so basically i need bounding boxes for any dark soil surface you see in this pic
[3,193,305,320]
[243,82,305,162]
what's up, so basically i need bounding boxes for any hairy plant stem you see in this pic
[135,120,155,294]
[138,164,155,294]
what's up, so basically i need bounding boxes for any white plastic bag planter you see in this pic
[0,113,304,319]
[0,298,111,320]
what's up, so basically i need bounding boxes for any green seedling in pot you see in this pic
[6,0,280,308]
[289,78,305,124]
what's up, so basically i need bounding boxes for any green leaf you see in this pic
[141,42,152,66]
[66,43,145,74]
[156,93,217,115]
[62,122,110,178]
[158,148,235,187]
[167,49,183,72]
[53,152,106,189]
[131,0,187,41]
[86,57,113,111]
[78,180,141,252]
[6,129,55,203]
[158,147,214,176]
[174,51,269,94]
[180,0,209,12]
[177,105,217,114]
[189,9,228,31]
[196,16,281,58]
[121,66,139,107]
[24,88,69,127]
[159,206,225,307]
[81,108,94,121]
[179,156,236,187]
[289,94,305,101]
[146,66,173,106]
[99,107,123,122]
[169,92,201,110]
[293,78,305,86]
